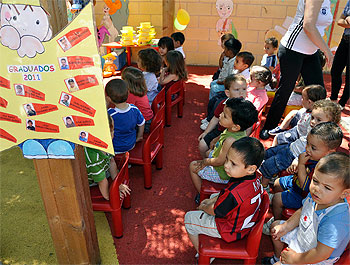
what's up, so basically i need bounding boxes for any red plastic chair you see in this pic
[199,180,226,203]
[90,152,130,238]
[249,108,264,138]
[165,80,184,126]
[151,88,165,123]
[198,191,270,265]
[117,122,164,189]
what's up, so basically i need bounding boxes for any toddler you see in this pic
[171,32,186,59]
[233,51,254,80]
[209,38,242,99]
[262,152,350,265]
[269,122,343,226]
[85,115,131,201]
[190,98,258,194]
[260,100,342,198]
[159,50,187,91]
[269,84,327,146]
[261,37,278,71]
[106,79,145,154]
[212,33,234,81]
[198,75,247,158]
[122,67,154,133]
[157,36,174,66]
[138,48,162,105]
[185,137,265,257]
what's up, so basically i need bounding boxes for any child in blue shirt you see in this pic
[263,152,350,265]
[105,79,145,154]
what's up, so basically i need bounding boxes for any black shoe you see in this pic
[259,129,270,140]
[194,193,200,205]
[262,256,276,265]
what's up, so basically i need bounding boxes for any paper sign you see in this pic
[57,27,91,52]
[58,56,94,70]
[79,131,108,149]
[23,103,58,116]
[0,128,17,143]
[0,97,8,108]
[0,112,22,123]
[14,84,45,101]
[26,119,59,133]
[63,115,95,128]
[0,76,10,89]
[64,75,98,92]
[59,92,96,117]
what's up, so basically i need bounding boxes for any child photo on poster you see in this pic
[79,131,88,142]
[59,57,70,70]
[58,36,72,51]
[65,78,79,92]
[60,93,72,107]
[26,119,36,131]
[24,103,36,116]
[64,116,76,128]
[15,84,25,96]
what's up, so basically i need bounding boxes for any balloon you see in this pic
[177,9,190,25]
[174,18,187,31]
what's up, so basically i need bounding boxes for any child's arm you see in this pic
[296,152,310,185]
[198,117,219,141]
[206,137,235,166]
[109,157,118,180]
[197,195,219,216]
[337,13,350,28]
[218,52,225,69]
[159,69,177,85]
[209,135,220,150]
[136,124,145,142]
[280,242,334,264]
[98,178,110,200]
[271,208,301,241]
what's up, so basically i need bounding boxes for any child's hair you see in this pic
[231,137,265,168]
[265,37,278,48]
[224,38,242,57]
[309,122,343,150]
[303,84,327,102]
[171,32,185,45]
[316,152,350,189]
[165,50,188,81]
[221,33,234,43]
[251,65,272,86]
[224,74,247,90]
[138,48,162,74]
[313,99,342,124]
[105,79,129,104]
[236,51,255,67]
[158,36,174,51]
[122,67,147,97]
[225,97,258,131]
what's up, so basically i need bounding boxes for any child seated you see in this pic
[212,33,234,81]
[190,98,258,194]
[157,36,174,67]
[159,50,187,91]
[261,37,278,71]
[209,38,242,99]
[259,100,342,199]
[262,152,350,265]
[198,75,247,158]
[171,32,186,59]
[264,122,343,234]
[137,48,162,105]
[269,84,327,146]
[106,79,145,154]
[185,137,265,255]
[85,115,131,201]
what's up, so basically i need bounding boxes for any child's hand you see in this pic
[193,160,206,173]
[280,247,298,264]
[197,199,210,210]
[271,223,288,241]
[119,184,131,199]
[198,132,207,141]
[287,159,298,174]
[298,152,310,166]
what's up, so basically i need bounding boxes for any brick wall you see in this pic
[95,0,347,66]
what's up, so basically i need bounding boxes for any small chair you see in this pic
[118,122,164,189]
[90,152,130,238]
[165,80,185,126]
[249,108,264,138]
[198,191,270,265]
[199,180,226,203]
[151,88,165,127]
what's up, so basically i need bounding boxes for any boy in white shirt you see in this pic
[171,32,186,59]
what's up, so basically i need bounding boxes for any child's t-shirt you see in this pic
[295,108,312,137]
[127,93,154,121]
[175,46,186,59]
[108,104,145,153]
[214,174,262,242]
[261,54,278,68]
[84,147,112,184]
[233,67,250,80]
[246,86,268,111]
[218,57,235,82]
[290,159,318,198]
[143,72,159,105]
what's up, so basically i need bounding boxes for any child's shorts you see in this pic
[276,126,299,145]
[279,174,294,190]
[198,165,229,184]
[281,189,303,209]
[184,210,221,238]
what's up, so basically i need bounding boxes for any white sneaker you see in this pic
[262,217,275,235]
[201,118,208,124]
[263,185,274,203]
[200,122,209,131]
[195,253,215,263]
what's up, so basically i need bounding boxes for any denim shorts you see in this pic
[281,188,303,209]
[259,144,296,179]
[276,126,299,145]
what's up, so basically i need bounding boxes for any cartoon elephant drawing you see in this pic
[0,3,52,58]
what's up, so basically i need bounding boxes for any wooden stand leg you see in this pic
[34,145,101,265]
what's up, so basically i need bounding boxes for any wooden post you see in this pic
[162,0,174,36]
[33,145,101,264]
[40,0,68,36]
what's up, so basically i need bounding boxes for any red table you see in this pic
[102,42,159,66]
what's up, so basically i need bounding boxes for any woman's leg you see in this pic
[300,50,324,87]
[331,37,348,102]
[338,38,350,107]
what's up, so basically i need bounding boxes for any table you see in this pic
[102,42,159,66]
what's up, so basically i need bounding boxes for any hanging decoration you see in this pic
[174,8,190,31]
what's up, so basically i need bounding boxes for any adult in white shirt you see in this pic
[260,0,334,140]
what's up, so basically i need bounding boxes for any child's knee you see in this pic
[272,192,283,206]
[273,178,281,190]
[199,139,209,151]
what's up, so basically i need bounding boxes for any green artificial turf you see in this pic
[0,147,118,264]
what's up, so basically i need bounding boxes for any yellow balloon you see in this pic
[174,18,187,31]
[177,9,190,25]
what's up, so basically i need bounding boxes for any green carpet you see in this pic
[0,147,118,264]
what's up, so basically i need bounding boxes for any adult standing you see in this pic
[330,1,350,108]
[260,0,334,140]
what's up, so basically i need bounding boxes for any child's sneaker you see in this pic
[262,217,274,235]
[263,185,274,203]
[201,118,208,124]
[200,121,209,131]
[194,193,200,205]
[268,126,284,135]
[262,255,279,265]
[195,253,215,263]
